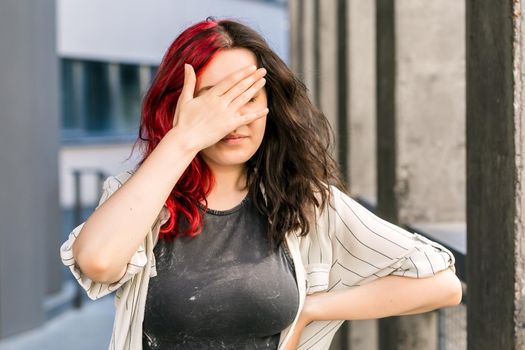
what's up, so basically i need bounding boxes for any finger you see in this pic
[173,64,195,127]
[234,108,269,127]
[210,64,257,96]
[228,77,266,111]
[222,67,267,104]
[179,64,196,103]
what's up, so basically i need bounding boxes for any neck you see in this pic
[207,163,248,195]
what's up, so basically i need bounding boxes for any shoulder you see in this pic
[315,182,347,215]
[303,182,348,235]
[310,183,364,233]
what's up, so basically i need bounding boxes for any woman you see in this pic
[60,17,461,350]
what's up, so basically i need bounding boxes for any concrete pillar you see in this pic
[288,0,300,75]
[318,0,338,142]
[290,0,344,169]
[466,1,525,348]
[376,0,465,349]
[347,0,377,200]
[0,0,61,338]
[302,0,317,104]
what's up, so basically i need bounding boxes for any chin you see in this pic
[210,156,253,166]
[200,151,256,168]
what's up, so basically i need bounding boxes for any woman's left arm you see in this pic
[283,186,462,349]
[302,265,461,323]
[283,267,461,350]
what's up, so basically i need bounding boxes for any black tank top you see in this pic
[142,192,299,349]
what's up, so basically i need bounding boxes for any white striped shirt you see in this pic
[60,171,456,350]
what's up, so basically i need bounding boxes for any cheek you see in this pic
[251,117,267,144]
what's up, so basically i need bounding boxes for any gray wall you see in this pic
[0,0,62,338]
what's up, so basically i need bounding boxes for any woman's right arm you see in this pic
[71,63,268,285]
[72,128,198,284]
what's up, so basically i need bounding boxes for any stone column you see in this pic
[466,1,525,348]
[288,0,301,76]
[318,0,338,145]
[376,0,465,349]
[302,0,317,104]
[347,0,377,200]
[0,0,61,338]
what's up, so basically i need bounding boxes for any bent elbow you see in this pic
[75,252,109,283]
[79,261,127,284]
[450,282,463,306]
[446,270,463,307]
[72,226,126,284]
[78,258,126,284]
[74,245,125,284]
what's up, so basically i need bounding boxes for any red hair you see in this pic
[134,18,229,241]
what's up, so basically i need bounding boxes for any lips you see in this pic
[220,134,248,144]
[222,134,247,140]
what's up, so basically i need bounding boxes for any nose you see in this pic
[236,103,257,121]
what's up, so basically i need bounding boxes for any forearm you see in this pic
[73,128,198,282]
[303,266,461,322]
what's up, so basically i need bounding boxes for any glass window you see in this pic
[84,60,111,132]
[60,58,157,142]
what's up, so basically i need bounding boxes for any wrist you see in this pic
[164,128,200,155]
[300,293,321,326]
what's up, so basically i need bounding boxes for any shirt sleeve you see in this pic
[329,185,456,287]
[59,174,149,301]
